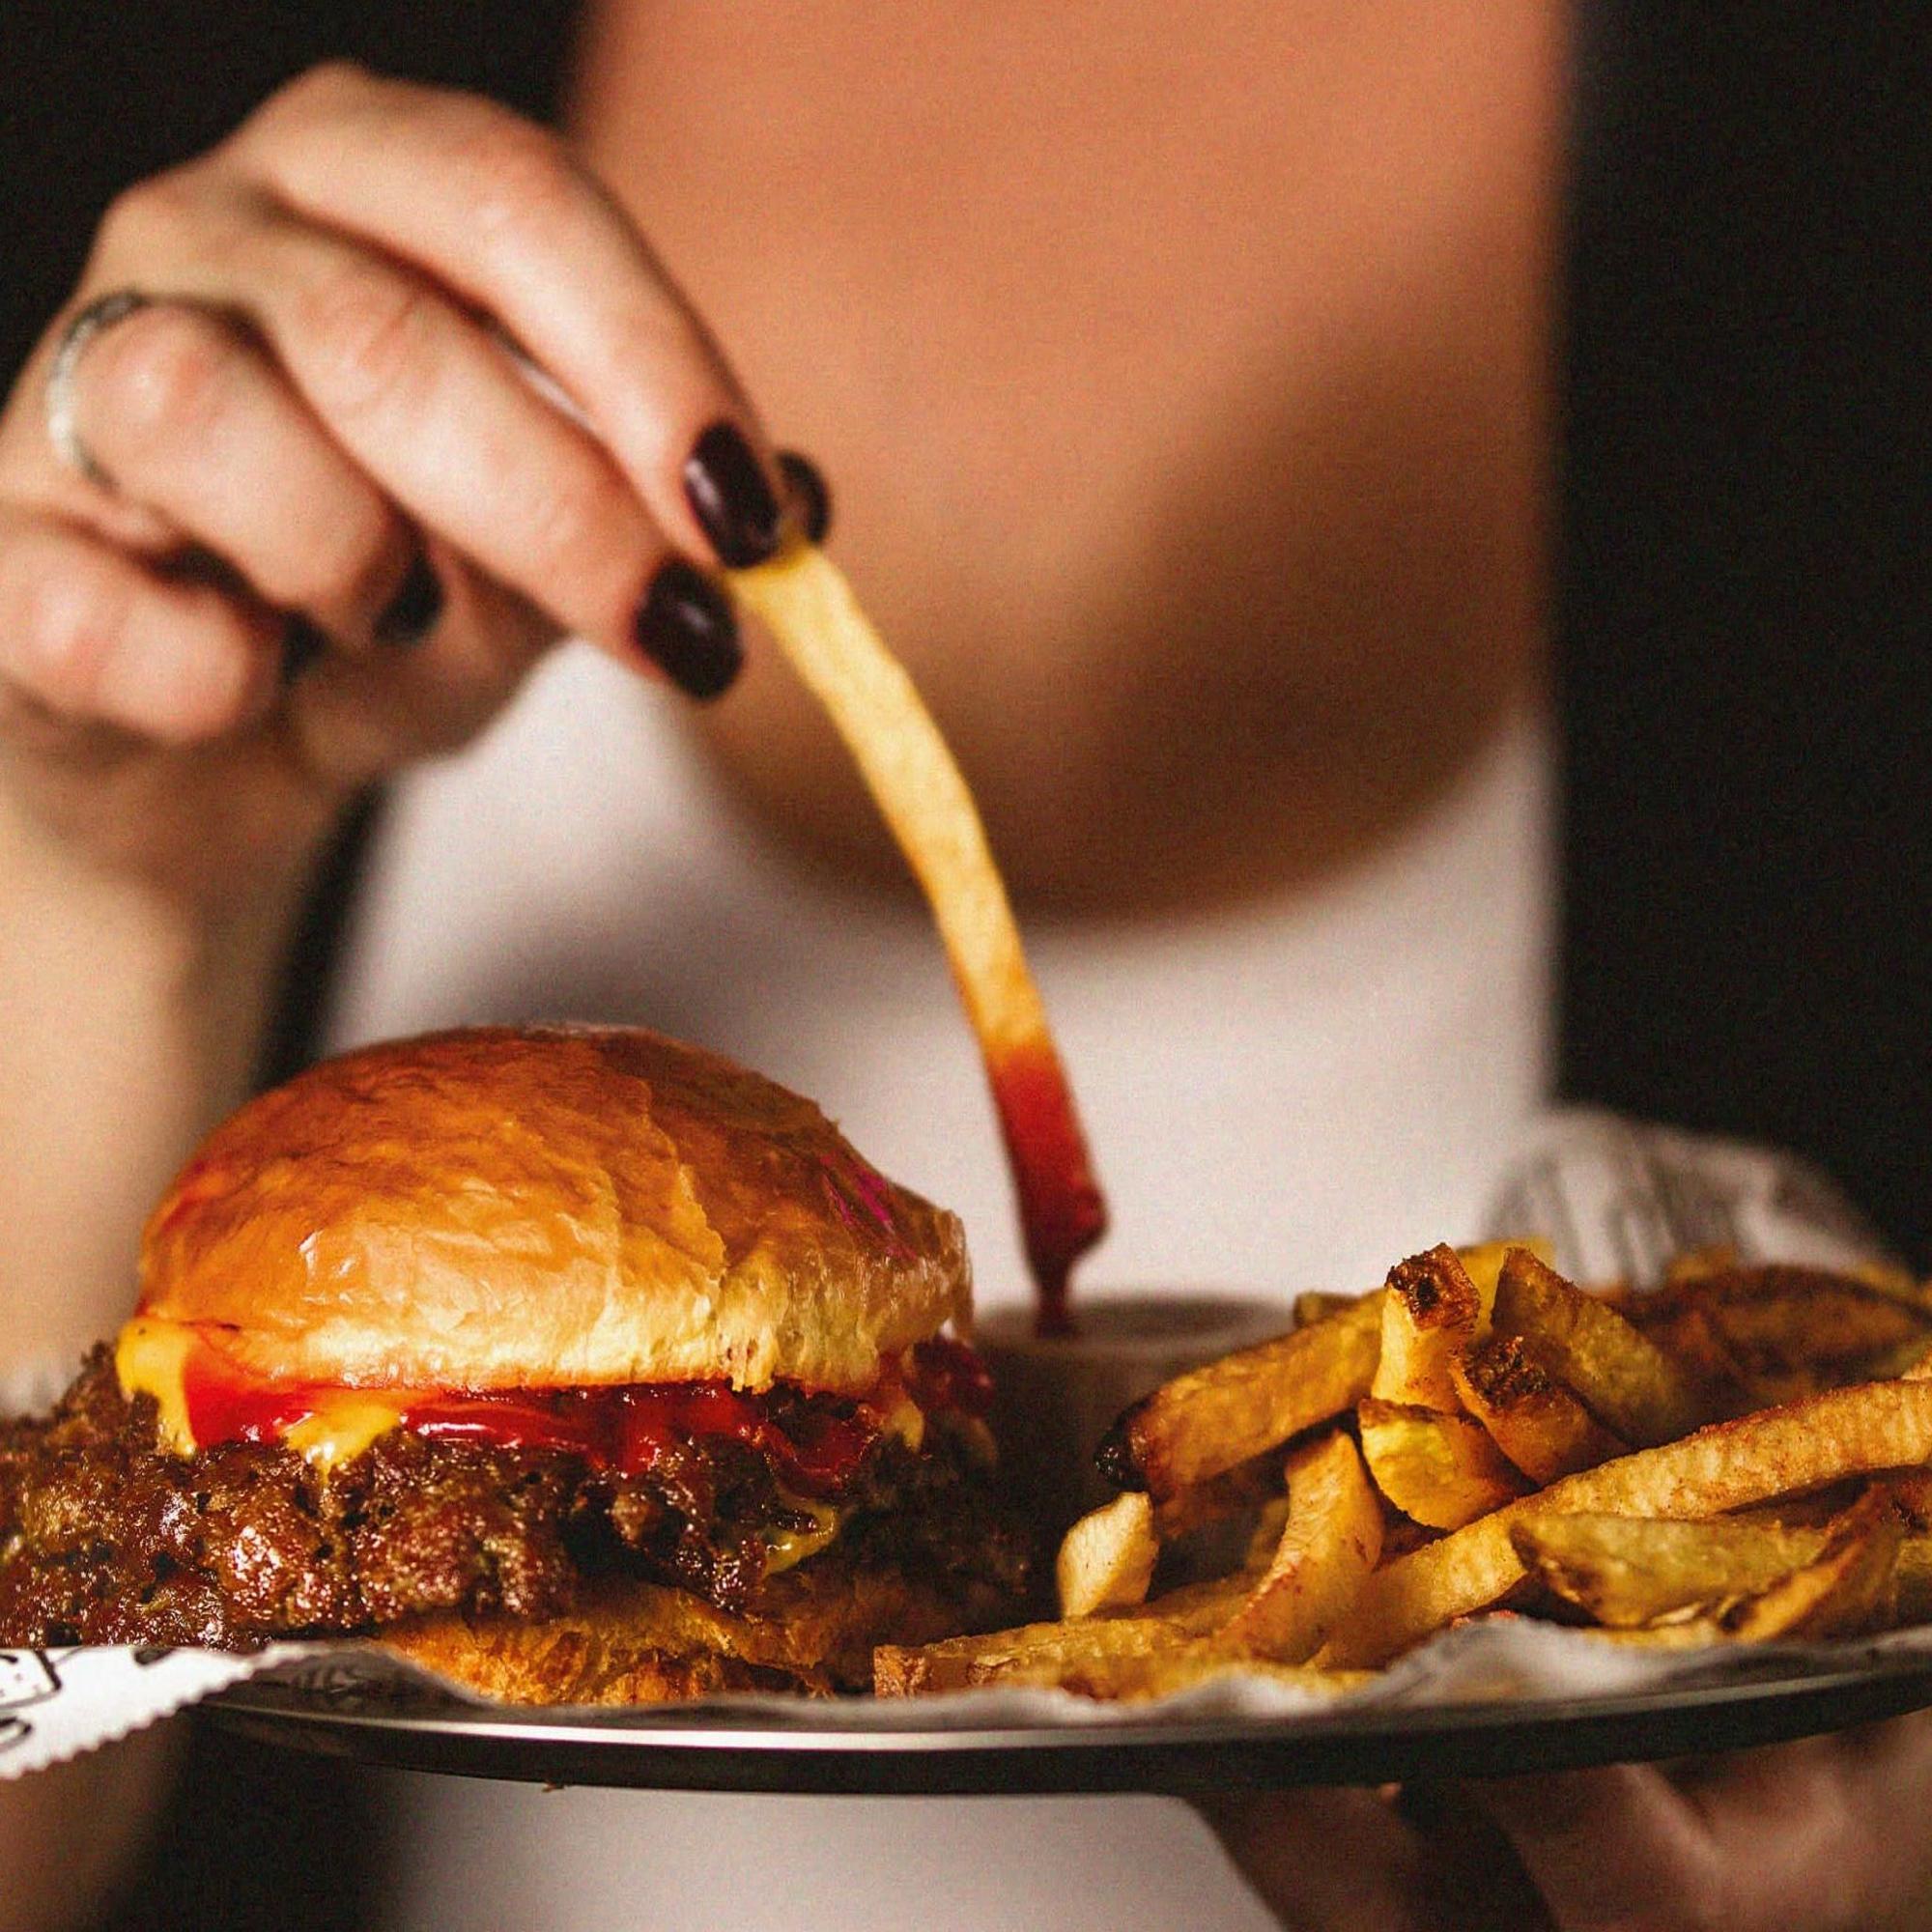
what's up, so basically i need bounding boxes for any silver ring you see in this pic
[43,290,154,489]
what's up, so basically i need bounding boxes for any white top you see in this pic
[328,645,1555,1931]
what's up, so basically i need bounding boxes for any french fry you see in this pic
[1723,1489,1902,1642]
[1632,1265,1932,1405]
[1096,1294,1381,1498]
[1511,1513,1828,1627]
[1151,1456,1284,1543]
[1057,1492,1158,1617]
[1893,1534,1932,1622]
[875,1612,1200,1695]
[1455,1237,1553,1307]
[729,544,1104,1321]
[1492,1247,1705,1446]
[1357,1399,1527,1531]
[1018,1648,1369,1703]
[1452,1335,1627,1484]
[1216,1433,1382,1662]
[1326,1378,1932,1665]
[1373,1246,1483,1410]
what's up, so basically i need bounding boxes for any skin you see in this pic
[0,7,1918,1927]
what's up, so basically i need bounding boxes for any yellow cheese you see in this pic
[281,1394,412,1473]
[114,1315,408,1472]
[763,1496,844,1575]
[114,1317,197,1456]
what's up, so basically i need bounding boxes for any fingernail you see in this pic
[373,550,443,648]
[634,559,742,700]
[683,421,781,568]
[779,449,832,545]
[280,615,328,688]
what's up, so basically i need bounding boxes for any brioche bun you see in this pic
[137,1026,970,1396]
[378,1557,994,1702]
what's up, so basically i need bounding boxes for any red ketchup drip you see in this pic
[990,1039,1108,1339]
[179,1337,990,1494]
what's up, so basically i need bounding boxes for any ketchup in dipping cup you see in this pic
[975,1291,1293,1556]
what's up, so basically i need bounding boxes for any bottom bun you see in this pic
[377,1559,995,1704]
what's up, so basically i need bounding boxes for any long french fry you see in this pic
[1216,1433,1382,1662]
[1492,1247,1705,1446]
[730,544,1105,1325]
[1097,1294,1381,1497]
[1511,1513,1829,1626]
[1453,1336,1626,1485]
[1721,1489,1901,1642]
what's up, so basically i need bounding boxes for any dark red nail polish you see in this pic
[634,559,742,700]
[683,421,781,568]
[374,550,443,648]
[779,449,832,545]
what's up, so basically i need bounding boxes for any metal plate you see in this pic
[204,1655,1932,1795]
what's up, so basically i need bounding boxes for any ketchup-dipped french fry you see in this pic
[730,543,1106,1328]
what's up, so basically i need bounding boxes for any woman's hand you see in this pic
[1201,1714,1932,1931]
[0,61,793,915]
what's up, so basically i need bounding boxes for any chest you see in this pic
[573,0,1526,576]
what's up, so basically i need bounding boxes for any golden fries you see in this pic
[1328,1378,1932,1665]
[1096,1293,1380,1498]
[1356,1400,1526,1530]
[1215,1433,1382,1662]
[1492,1247,1705,1446]
[1057,1492,1158,1616]
[1452,1335,1626,1485]
[878,1247,1932,1702]
[1629,1264,1932,1406]
[1720,1489,1902,1642]
[1373,1246,1483,1410]
[1511,1513,1828,1626]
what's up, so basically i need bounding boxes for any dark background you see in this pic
[1,10,1927,1918]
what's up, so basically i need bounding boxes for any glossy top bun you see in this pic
[137,1027,970,1396]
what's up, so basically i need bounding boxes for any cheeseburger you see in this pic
[0,1027,1027,1699]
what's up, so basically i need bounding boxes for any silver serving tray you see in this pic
[205,1652,1932,1795]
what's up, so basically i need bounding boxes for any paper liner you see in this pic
[4,1109,1922,1779]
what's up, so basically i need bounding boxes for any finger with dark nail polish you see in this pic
[281,614,328,688]
[779,450,832,545]
[373,550,444,648]
[684,421,782,567]
[635,559,742,699]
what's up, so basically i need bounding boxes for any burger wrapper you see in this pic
[5,1108,1928,1780]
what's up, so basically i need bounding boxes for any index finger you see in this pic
[229,64,781,567]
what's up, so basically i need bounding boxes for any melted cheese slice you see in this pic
[114,1317,409,1472]
[116,1317,923,1494]
[114,1317,199,1457]
[279,1394,412,1472]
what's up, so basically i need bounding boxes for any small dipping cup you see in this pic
[975,1292,1294,1548]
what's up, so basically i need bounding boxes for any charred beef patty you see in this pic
[0,1351,1029,1648]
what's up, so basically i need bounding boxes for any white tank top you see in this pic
[328,645,1555,1932]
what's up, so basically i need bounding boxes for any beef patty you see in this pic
[0,1350,1028,1648]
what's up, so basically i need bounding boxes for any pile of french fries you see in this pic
[876,1243,1932,1701]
